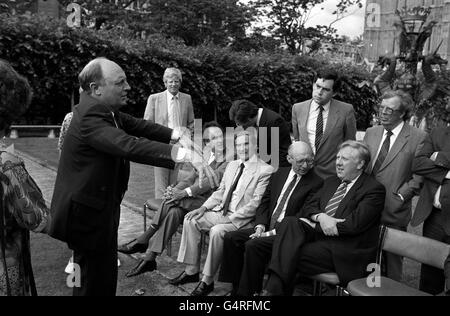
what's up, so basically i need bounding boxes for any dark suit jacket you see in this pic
[49,93,176,252]
[292,99,356,179]
[411,126,450,233]
[258,108,291,168]
[254,167,323,229]
[304,173,386,284]
[364,124,426,228]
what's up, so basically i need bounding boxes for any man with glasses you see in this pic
[219,141,323,296]
[292,69,357,179]
[363,90,426,282]
[144,67,195,199]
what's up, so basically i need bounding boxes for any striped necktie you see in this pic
[270,174,298,230]
[315,105,324,152]
[324,181,349,217]
[372,130,393,176]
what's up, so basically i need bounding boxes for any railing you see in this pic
[9,125,61,139]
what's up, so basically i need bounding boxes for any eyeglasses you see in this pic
[378,106,400,115]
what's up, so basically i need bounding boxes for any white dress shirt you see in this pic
[372,121,404,169]
[256,108,264,126]
[307,100,330,154]
[166,90,180,129]
[434,170,450,209]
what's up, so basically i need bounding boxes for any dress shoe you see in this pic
[125,259,156,277]
[168,271,199,286]
[117,239,148,255]
[191,281,214,296]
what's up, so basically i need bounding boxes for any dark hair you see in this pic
[203,120,223,133]
[314,69,342,92]
[229,99,259,125]
[0,59,32,131]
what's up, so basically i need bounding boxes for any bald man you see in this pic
[219,142,323,296]
[49,58,217,296]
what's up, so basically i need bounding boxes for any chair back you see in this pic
[379,225,450,269]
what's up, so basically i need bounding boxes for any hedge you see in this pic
[0,14,378,130]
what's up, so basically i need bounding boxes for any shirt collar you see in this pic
[257,108,264,126]
[166,90,179,100]
[312,100,331,112]
[386,121,404,137]
[240,154,258,167]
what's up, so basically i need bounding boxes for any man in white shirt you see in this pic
[292,70,357,179]
[364,90,426,281]
[219,141,323,296]
[144,68,195,199]
[411,101,450,295]
[171,130,274,296]
[261,141,386,296]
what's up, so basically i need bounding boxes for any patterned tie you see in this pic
[171,95,181,128]
[315,105,324,152]
[270,174,298,230]
[372,130,393,176]
[324,181,349,217]
[222,163,245,216]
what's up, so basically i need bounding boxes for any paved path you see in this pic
[19,150,230,296]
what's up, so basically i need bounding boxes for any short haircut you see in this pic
[381,90,413,121]
[339,140,371,169]
[288,141,314,158]
[314,69,342,92]
[78,57,108,93]
[203,120,224,133]
[235,129,257,143]
[0,59,32,130]
[163,68,182,82]
[229,99,259,125]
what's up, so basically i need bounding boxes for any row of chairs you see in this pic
[143,199,450,296]
[312,225,450,296]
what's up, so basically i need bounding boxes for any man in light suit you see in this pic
[364,90,426,281]
[118,122,229,277]
[49,58,217,296]
[262,141,386,295]
[292,69,357,179]
[172,130,274,296]
[219,141,323,296]
[144,68,195,199]
[411,102,450,294]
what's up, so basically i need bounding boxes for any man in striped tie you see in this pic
[262,140,386,295]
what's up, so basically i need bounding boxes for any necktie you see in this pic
[171,96,181,128]
[222,163,245,216]
[270,174,298,230]
[315,105,324,152]
[372,130,393,176]
[324,181,349,217]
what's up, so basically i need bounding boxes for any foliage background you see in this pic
[0,14,378,129]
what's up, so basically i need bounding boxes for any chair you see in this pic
[310,273,344,296]
[347,225,450,296]
[143,198,208,257]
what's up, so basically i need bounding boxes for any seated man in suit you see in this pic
[171,130,274,296]
[262,140,386,295]
[144,67,195,199]
[292,69,356,179]
[229,99,291,168]
[117,122,229,276]
[219,141,323,296]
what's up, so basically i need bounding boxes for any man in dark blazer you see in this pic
[118,122,230,277]
[49,58,217,296]
[292,70,357,179]
[364,90,426,281]
[219,141,323,296]
[229,99,291,168]
[262,141,386,295]
[411,102,450,295]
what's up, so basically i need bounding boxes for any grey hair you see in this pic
[339,140,371,169]
[78,57,109,93]
[163,67,182,82]
[288,141,314,158]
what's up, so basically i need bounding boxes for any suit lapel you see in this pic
[179,93,186,126]
[321,177,341,212]
[319,99,339,148]
[259,108,268,127]
[335,173,367,217]
[368,127,384,173]
[285,170,309,212]
[298,101,311,143]
[236,160,258,203]
[379,124,410,172]
[273,168,291,206]
[158,92,168,125]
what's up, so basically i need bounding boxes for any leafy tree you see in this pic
[250,0,363,55]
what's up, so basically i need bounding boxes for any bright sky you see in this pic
[305,0,366,38]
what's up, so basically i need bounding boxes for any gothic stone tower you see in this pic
[364,0,450,62]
